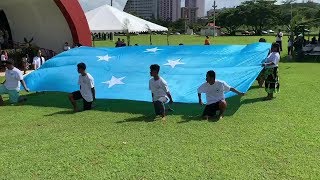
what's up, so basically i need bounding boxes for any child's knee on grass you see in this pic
[219,100,227,111]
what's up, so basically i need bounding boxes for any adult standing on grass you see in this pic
[262,43,280,100]
[32,50,45,70]
[198,70,245,120]
[275,29,283,51]
[0,59,29,105]
[68,63,95,112]
[204,36,211,45]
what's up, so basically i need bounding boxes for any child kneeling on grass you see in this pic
[0,59,29,105]
[68,63,95,112]
[149,64,173,120]
[197,70,245,120]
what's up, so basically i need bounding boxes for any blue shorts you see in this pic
[0,84,20,103]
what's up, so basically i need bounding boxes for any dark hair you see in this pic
[206,36,209,38]
[207,70,216,78]
[1,51,4,55]
[259,38,266,42]
[272,42,280,53]
[150,64,160,73]
[179,43,184,45]
[77,62,86,70]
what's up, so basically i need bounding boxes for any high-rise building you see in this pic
[124,0,158,19]
[185,0,205,18]
[158,0,181,22]
[196,0,205,17]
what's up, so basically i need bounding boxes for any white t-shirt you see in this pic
[265,52,280,68]
[197,80,231,105]
[78,73,94,102]
[149,77,169,102]
[32,56,45,69]
[1,55,7,61]
[276,32,283,41]
[4,67,23,91]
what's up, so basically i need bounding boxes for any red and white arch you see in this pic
[0,0,91,52]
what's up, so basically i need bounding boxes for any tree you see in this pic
[239,0,279,35]
[216,8,243,35]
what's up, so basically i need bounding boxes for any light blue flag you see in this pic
[23,43,271,103]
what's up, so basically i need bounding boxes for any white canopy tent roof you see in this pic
[85,5,168,33]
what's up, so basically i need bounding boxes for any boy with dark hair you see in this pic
[68,63,95,112]
[149,64,173,120]
[198,70,245,120]
[0,59,29,105]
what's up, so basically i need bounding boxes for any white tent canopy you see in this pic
[85,5,168,33]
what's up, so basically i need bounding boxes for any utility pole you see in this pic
[111,0,113,6]
[212,0,217,37]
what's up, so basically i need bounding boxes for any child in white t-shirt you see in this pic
[198,70,245,120]
[149,64,173,120]
[68,63,95,112]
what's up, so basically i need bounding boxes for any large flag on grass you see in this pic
[24,43,271,103]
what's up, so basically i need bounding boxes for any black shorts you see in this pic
[72,91,92,110]
[202,101,221,117]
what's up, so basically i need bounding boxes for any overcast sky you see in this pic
[79,0,320,13]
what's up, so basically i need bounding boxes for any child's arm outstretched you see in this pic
[230,88,245,96]
[198,93,204,105]
[166,92,173,104]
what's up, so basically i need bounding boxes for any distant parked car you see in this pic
[162,32,167,35]
[267,30,274,33]
[241,31,250,35]
[262,31,268,34]
[175,32,181,35]
[242,31,255,35]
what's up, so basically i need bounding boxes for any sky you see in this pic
[79,0,320,13]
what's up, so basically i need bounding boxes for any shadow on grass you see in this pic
[281,54,320,63]
[177,96,242,123]
[23,92,252,123]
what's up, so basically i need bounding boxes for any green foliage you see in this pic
[216,8,243,35]
[212,1,320,34]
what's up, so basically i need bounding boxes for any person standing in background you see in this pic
[32,50,45,70]
[204,36,211,45]
[276,29,283,51]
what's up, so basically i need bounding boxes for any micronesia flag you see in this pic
[23,43,271,103]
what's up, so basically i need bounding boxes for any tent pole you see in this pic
[149,31,152,45]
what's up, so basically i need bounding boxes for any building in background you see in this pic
[196,0,205,17]
[158,0,181,22]
[124,0,158,19]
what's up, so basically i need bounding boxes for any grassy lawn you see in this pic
[1,35,320,179]
[95,35,283,47]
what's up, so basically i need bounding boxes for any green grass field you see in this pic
[1,35,320,179]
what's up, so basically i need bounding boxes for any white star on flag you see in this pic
[144,47,162,53]
[102,76,125,88]
[164,59,185,68]
[97,55,113,62]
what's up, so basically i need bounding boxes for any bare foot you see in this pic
[161,117,166,124]
[219,116,224,120]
